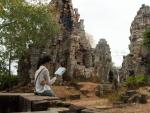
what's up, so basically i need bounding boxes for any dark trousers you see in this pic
[35,90,55,96]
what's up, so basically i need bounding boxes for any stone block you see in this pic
[69,105,85,112]
[31,100,49,111]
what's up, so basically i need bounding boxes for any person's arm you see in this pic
[40,80,46,85]
[43,70,56,86]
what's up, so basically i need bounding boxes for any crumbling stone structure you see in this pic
[18,0,113,84]
[94,39,112,83]
[121,4,150,78]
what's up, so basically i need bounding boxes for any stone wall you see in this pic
[121,4,150,78]
[18,0,113,83]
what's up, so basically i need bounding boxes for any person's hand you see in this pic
[55,74,59,78]
[40,80,46,85]
[53,77,57,82]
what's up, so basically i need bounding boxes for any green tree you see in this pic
[0,0,59,76]
[0,46,8,76]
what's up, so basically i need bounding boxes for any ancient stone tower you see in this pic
[121,4,150,78]
[94,39,112,83]
[18,0,113,84]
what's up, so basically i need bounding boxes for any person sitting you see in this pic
[34,56,56,96]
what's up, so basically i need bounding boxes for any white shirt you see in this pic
[34,65,56,93]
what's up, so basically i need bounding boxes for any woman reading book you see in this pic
[34,56,56,96]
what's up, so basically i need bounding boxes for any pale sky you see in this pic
[71,0,150,67]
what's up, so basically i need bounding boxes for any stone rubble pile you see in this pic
[116,90,147,105]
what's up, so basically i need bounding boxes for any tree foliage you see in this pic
[0,0,60,75]
[143,27,150,48]
[0,0,59,56]
[0,74,18,90]
[0,45,8,76]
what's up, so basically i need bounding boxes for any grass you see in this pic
[107,87,127,102]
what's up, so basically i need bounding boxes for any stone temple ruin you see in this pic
[2,2,150,113]
[121,4,150,78]
[18,0,114,84]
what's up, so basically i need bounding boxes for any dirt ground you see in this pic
[67,83,150,113]
[105,102,150,113]
[68,96,150,113]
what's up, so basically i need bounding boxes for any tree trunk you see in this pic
[9,52,11,76]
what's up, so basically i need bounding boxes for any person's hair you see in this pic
[37,56,51,69]
[60,62,65,67]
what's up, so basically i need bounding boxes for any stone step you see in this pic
[20,107,70,113]
[48,107,70,113]
[69,104,85,113]
[0,93,61,112]
[31,100,49,111]
[126,90,137,96]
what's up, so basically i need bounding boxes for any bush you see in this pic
[125,75,145,89]
[107,86,127,102]
[0,75,19,90]
[136,75,145,84]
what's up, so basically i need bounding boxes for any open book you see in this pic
[54,67,66,76]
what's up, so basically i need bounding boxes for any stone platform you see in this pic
[0,93,106,113]
[0,93,60,112]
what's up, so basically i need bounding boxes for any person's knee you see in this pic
[44,90,55,96]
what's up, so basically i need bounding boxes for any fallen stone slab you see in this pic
[128,94,147,104]
[126,90,137,97]
[69,104,85,112]
[95,105,112,110]
[55,100,71,107]
[48,100,71,107]
[48,107,70,113]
